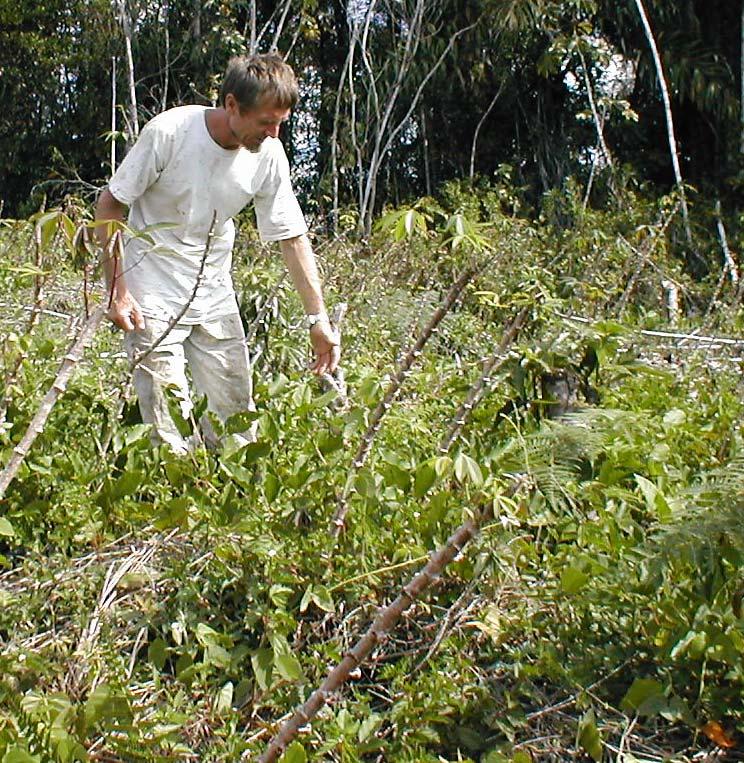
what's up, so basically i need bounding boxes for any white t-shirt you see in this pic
[108,105,308,323]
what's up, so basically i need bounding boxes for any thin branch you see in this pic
[0,224,49,423]
[558,312,744,348]
[633,0,692,246]
[576,46,614,171]
[470,82,504,180]
[0,305,106,499]
[129,212,217,371]
[270,0,293,52]
[438,307,529,453]
[615,201,681,316]
[330,264,477,538]
[715,200,739,286]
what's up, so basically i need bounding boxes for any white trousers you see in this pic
[124,313,256,453]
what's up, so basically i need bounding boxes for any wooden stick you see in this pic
[259,481,522,763]
[438,307,529,454]
[0,225,49,423]
[633,0,692,247]
[715,201,739,287]
[129,211,217,371]
[0,305,106,499]
[558,311,744,347]
[330,264,477,537]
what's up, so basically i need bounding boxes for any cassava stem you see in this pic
[330,264,477,537]
[129,211,217,371]
[260,491,511,763]
[438,306,530,454]
[0,305,106,499]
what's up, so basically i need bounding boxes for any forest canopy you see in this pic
[1,0,742,231]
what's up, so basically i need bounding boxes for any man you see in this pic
[95,53,340,453]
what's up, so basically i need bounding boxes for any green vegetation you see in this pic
[0,182,742,761]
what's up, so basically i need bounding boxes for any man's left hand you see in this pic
[309,320,341,376]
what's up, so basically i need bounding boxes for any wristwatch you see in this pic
[304,312,329,329]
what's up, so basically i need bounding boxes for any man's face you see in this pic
[224,93,290,152]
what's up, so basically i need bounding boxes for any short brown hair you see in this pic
[219,53,299,111]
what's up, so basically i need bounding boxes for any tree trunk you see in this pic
[249,0,256,53]
[470,85,503,180]
[633,0,692,246]
[421,106,432,194]
[110,56,116,174]
[161,0,169,112]
[114,0,138,147]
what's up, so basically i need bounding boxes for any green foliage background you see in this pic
[0,180,742,760]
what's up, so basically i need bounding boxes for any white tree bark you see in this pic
[270,0,293,52]
[249,0,257,53]
[331,17,362,235]
[470,84,504,180]
[633,0,692,246]
[358,8,478,235]
[577,46,613,170]
[114,0,139,145]
[161,0,170,112]
[715,200,739,286]
[110,56,117,174]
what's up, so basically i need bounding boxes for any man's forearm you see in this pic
[279,234,326,315]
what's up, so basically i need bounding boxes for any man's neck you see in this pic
[204,108,238,150]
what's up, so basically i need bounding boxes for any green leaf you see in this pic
[310,585,335,613]
[413,462,437,498]
[251,648,273,691]
[268,374,289,396]
[164,388,191,438]
[111,469,144,500]
[634,475,671,521]
[221,461,254,488]
[318,431,344,454]
[225,409,261,434]
[274,652,304,682]
[577,709,602,762]
[148,638,167,671]
[0,517,15,537]
[620,678,664,714]
[242,440,272,464]
[433,456,453,477]
[203,643,231,669]
[264,471,280,503]
[2,748,42,763]
[84,684,132,730]
[213,681,233,714]
[670,630,707,660]
[278,741,307,763]
[560,566,589,594]
[357,713,382,742]
[36,209,60,250]
[153,497,190,531]
[301,584,335,613]
[269,584,294,608]
[195,623,222,646]
[454,453,484,486]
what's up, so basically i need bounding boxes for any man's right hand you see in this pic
[108,291,145,332]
